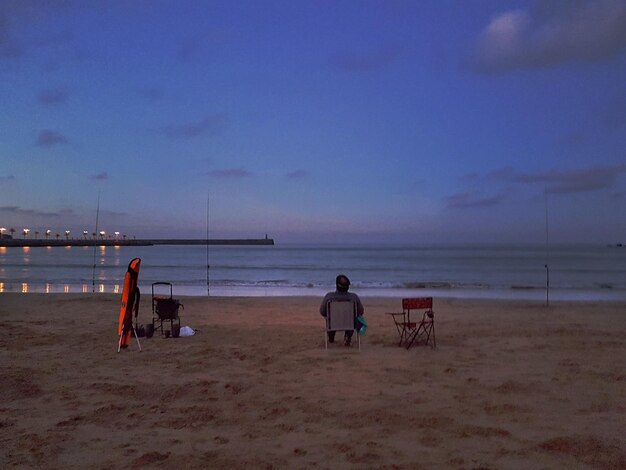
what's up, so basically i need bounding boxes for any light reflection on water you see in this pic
[4,282,121,294]
[0,243,625,300]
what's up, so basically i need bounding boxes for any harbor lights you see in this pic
[23,228,30,239]
[65,230,71,240]
[99,230,106,239]
[83,230,88,239]
[46,229,51,240]
[0,227,5,238]
[114,231,120,240]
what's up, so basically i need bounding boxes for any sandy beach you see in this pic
[1,294,624,469]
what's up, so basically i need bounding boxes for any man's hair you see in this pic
[336,274,350,292]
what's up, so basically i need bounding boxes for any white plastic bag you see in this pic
[179,326,195,337]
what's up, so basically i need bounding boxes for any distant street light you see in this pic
[46,229,51,240]
[23,228,30,239]
[83,230,88,239]
[114,231,120,240]
[99,231,105,239]
[0,228,5,239]
[65,230,71,240]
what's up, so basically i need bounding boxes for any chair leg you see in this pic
[424,324,432,347]
[406,323,424,350]
[406,322,436,350]
[405,328,416,349]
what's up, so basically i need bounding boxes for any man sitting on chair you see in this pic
[319,274,364,346]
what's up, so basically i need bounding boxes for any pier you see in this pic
[0,238,274,248]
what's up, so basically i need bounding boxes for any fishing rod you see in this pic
[544,186,550,307]
[206,191,210,297]
[92,192,101,293]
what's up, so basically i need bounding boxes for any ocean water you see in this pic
[0,243,625,301]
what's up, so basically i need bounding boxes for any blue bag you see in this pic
[356,315,368,335]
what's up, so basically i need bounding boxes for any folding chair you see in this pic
[386,297,436,349]
[324,299,360,351]
[405,306,435,350]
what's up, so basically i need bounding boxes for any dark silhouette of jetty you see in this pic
[0,237,274,248]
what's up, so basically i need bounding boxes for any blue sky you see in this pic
[1,0,625,244]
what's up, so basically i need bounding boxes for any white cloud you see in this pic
[471,0,626,72]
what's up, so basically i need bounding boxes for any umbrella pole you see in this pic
[132,325,142,352]
[117,326,142,352]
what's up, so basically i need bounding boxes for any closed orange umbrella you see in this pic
[117,258,142,352]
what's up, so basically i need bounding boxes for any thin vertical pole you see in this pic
[206,192,210,297]
[92,192,100,293]
[544,186,550,306]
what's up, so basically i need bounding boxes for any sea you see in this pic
[0,243,625,301]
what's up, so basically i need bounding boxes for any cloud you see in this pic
[286,169,308,180]
[446,191,505,209]
[136,87,163,102]
[452,164,626,208]
[0,205,73,217]
[100,209,127,218]
[0,3,73,62]
[329,46,404,71]
[89,172,108,182]
[161,113,227,139]
[38,88,69,106]
[468,164,626,194]
[0,3,24,59]
[489,163,626,194]
[0,175,15,183]
[36,130,68,147]
[209,168,251,178]
[470,0,626,73]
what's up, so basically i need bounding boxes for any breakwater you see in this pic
[0,238,274,248]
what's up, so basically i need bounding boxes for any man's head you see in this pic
[336,274,350,292]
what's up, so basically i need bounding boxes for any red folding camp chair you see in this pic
[386,297,436,349]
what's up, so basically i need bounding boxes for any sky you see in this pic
[1,0,625,244]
